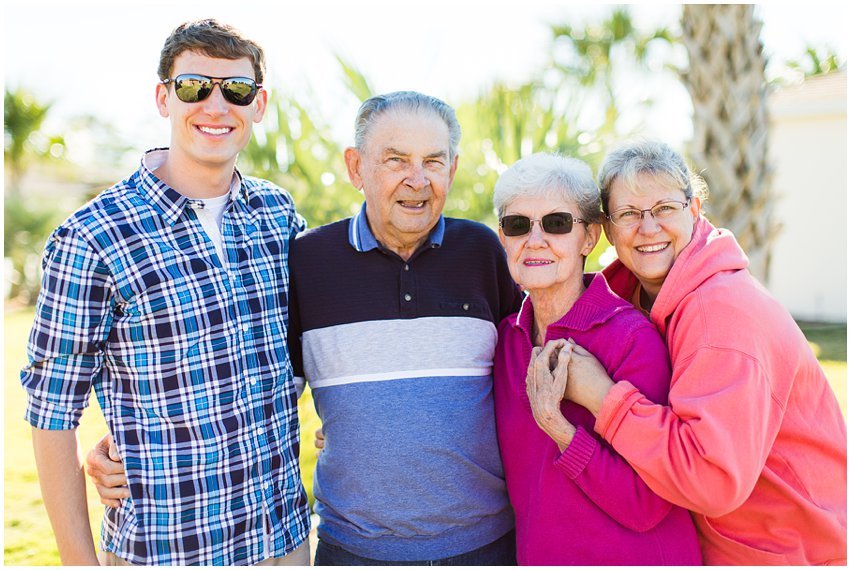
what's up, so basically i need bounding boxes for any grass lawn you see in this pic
[4,308,846,565]
[798,321,847,413]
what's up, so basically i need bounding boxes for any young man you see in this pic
[21,20,309,565]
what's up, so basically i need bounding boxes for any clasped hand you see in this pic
[525,339,577,452]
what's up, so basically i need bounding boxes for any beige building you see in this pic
[767,71,846,322]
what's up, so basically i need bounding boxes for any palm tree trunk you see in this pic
[680,4,778,284]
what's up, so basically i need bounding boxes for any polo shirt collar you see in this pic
[136,148,244,227]
[348,202,446,253]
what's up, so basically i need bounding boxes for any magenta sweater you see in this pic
[494,273,701,565]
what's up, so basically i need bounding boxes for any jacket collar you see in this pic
[603,216,749,336]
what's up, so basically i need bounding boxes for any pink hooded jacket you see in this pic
[600,216,847,565]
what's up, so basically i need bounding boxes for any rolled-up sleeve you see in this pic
[21,225,114,430]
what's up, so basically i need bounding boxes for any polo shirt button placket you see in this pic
[400,260,416,316]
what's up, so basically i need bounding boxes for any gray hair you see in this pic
[597,139,708,215]
[493,153,603,223]
[353,91,461,159]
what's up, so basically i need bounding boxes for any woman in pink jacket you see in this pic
[492,152,701,565]
[548,140,847,565]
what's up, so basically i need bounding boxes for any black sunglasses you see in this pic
[162,74,261,106]
[499,212,586,237]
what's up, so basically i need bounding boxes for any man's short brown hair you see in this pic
[158,19,265,83]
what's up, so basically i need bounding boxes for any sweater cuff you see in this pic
[595,380,642,442]
[554,426,597,479]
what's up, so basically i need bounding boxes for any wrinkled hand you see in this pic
[314,427,325,457]
[85,433,129,508]
[526,340,576,452]
[563,339,616,417]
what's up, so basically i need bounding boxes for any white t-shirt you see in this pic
[143,150,238,266]
[191,192,231,264]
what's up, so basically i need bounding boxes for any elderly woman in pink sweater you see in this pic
[550,140,846,565]
[492,152,701,565]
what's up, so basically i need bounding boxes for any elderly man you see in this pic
[89,91,521,565]
[289,91,521,565]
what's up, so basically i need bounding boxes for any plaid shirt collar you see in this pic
[347,201,445,253]
[137,148,246,227]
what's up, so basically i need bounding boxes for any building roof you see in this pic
[770,70,847,119]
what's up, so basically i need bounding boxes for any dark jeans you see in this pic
[314,530,517,566]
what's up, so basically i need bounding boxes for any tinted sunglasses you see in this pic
[162,74,261,106]
[499,212,586,237]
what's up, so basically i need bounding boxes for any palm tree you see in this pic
[551,8,674,141]
[239,90,362,228]
[4,87,71,302]
[680,4,777,284]
[451,79,589,226]
[4,87,53,197]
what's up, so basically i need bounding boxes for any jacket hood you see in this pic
[603,216,749,336]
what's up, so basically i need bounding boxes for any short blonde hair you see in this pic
[598,139,707,214]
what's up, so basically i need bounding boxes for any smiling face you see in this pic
[499,194,600,300]
[344,109,457,259]
[156,50,267,176]
[604,172,701,297]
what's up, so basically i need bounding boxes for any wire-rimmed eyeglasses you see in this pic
[606,199,691,228]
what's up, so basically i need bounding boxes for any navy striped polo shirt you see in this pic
[289,205,522,561]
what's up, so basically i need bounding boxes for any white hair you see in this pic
[493,153,602,222]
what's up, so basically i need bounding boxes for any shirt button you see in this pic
[462,303,470,311]
[249,377,258,385]
[404,264,410,271]
[241,323,250,333]
[404,293,412,302]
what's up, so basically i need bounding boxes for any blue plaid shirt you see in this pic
[21,150,310,565]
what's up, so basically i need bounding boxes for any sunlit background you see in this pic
[4,3,847,565]
[5,1,847,296]
[4,2,847,165]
